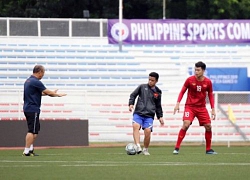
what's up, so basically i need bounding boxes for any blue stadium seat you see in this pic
[1,43,249,90]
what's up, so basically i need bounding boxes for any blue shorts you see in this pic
[132,113,154,131]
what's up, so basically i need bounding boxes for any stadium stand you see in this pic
[1,38,250,142]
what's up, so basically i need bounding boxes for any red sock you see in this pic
[205,131,212,151]
[175,129,187,149]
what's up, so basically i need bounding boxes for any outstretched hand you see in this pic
[55,89,67,97]
[58,93,67,97]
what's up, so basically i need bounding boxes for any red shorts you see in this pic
[182,106,211,126]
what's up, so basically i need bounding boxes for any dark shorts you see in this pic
[24,112,40,134]
[182,106,211,126]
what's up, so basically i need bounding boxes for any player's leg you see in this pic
[29,135,36,152]
[132,113,143,154]
[197,108,217,154]
[24,133,34,155]
[173,107,194,154]
[143,128,151,149]
[204,124,214,153]
[142,117,153,155]
[142,128,151,155]
[23,112,40,156]
[29,113,40,156]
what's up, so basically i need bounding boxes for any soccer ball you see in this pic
[125,143,137,155]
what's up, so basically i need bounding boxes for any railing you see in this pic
[0,17,107,37]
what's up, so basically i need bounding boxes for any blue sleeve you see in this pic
[34,80,46,93]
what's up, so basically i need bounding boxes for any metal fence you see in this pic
[0,18,107,37]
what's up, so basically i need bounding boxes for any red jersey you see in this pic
[177,76,214,108]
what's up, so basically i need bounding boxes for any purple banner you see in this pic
[108,19,250,44]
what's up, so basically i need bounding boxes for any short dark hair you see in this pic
[149,72,159,81]
[195,61,206,70]
[33,65,45,73]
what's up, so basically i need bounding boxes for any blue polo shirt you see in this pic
[23,75,46,113]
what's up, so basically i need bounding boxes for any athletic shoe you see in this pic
[173,148,179,155]
[206,149,218,155]
[142,149,150,155]
[22,152,32,156]
[136,145,142,154]
[29,150,39,156]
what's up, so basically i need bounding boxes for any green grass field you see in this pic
[0,146,250,180]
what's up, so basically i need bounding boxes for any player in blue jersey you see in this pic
[22,65,67,156]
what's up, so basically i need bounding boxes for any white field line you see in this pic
[14,152,250,156]
[0,165,41,167]
[41,153,125,155]
[0,161,250,167]
[42,152,250,155]
[60,162,250,167]
[190,153,250,155]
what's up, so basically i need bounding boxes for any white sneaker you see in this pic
[173,149,179,155]
[142,149,150,155]
[136,145,142,154]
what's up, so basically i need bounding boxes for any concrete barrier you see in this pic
[0,120,89,147]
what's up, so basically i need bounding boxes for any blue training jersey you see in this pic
[23,75,46,113]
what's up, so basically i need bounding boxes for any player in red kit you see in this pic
[173,61,217,155]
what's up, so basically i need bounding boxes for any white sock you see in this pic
[143,148,148,151]
[23,148,30,154]
[29,144,34,151]
[136,143,141,147]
